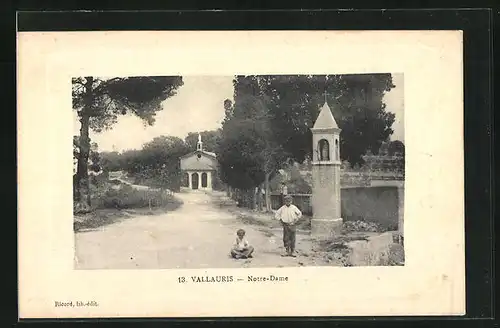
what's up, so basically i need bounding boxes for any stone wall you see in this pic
[269,184,404,232]
[341,186,403,230]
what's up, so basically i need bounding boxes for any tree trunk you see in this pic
[241,189,253,209]
[74,77,93,213]
[251,187,257,210]
[257,183,264,211]
[234,188,241,205]
[264,172,271,212]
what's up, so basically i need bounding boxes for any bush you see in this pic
[75,183,183,232]
[342,220,386,233]
[287,177,312,194]
[93,184,181,210]
[212,173,225,191]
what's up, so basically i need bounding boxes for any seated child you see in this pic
[230,229,254,259]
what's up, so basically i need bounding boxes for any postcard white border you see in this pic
[17,30,464,318]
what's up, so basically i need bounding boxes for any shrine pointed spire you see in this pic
[312,91,340,130]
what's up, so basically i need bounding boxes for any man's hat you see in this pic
[284,195,293,200]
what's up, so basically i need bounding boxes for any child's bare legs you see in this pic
[242,245,254,258]
[231,246,254,259]
[231,249,244,259]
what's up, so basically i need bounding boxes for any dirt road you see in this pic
[75,191,326,269]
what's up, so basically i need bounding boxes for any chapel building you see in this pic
[180,134,218,191]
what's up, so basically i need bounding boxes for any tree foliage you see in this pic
[100,151,123,172]
[388,140,405,156]
[134,136,191,191]
[72,76,183,210]
[98,133,231,192]
[217,77,286,191]
[258,74,396,166]
[217,74,397,204]
[185,130,221,152]
[73,76,184,131]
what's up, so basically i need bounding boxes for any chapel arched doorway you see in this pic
[191,173,199,190]
[201,172,208,188]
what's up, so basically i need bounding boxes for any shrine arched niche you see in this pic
[318,139,330,161]
[335,138,339,160]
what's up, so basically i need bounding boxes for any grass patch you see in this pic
[74,183,183,232]
[93,184,178,210]
[74,209,130,232]
[237,213,269,227]
[258,229,276,238]
[388,243,405,265]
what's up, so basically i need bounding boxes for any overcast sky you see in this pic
[74,74,404,152]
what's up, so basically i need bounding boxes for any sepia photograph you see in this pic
[73,74,405,270]
[18,29,465,318]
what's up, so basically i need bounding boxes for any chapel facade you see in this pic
[179,134,218,191]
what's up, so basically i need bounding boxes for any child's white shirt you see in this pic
[234,237,249,250]
[274,204,302,224]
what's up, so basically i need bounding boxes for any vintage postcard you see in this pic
[17,30,464,318]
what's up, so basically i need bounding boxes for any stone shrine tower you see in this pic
[310,98,342,237]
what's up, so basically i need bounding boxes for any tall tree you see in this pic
[73,137,101,202]
[217,74,396,210]
[120,149,144,175]
[259,74,396,165]
[217,76,286,209]
[100,151,123,172]
[72,76,183,211]
[138,136,191,191]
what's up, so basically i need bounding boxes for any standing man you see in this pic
[274,195,302,257]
